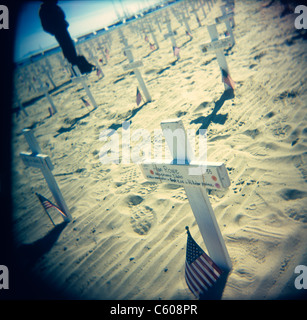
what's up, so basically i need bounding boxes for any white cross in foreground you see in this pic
[139,119,232,272]
[20,129,72,222]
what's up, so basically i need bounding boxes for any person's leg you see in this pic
[55,30,78,65]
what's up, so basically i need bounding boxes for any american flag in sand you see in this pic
[81,97,91,107]
[186,30,193,38]
[97,67,103,77]
[185,226,222,299]
[136,87,142,106]
[36,193,68,224]
[221,69,235,90]
[173,46,180,57]
[149,43,155,50]
[145,35,149,42]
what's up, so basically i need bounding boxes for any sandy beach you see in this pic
[10,0,307,300]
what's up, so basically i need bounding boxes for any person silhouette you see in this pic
[39,0,95,74]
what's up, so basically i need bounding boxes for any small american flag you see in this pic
[173,46,180,57]
[36,193,68,225]
[149,43,155,50]
[185,226,222,299]
[145,35,149,42]
[186,30,193,38]
[97,67,103,77]
[136,87,142,106]
[221,69,235,90]
[81,97,91,107]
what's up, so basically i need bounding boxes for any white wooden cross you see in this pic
[154,16,162,33]
[139,119,232,272]
[70,65,98,109]
[198,0,207,19]
[180,9,192,35]
[16,96,28,117]
[190,1,202,28]
[37,78,58,114]
[85,46,104,78]
[200,24,233,91]
[42,60,56,89]
[144,20,159,50]
[221,2,235,27]
[20,129,72,222]
[122,44,152,103]
[215,5,235,45]
[23,66,37,93]
[163,17,179,58]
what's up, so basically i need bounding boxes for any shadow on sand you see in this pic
[16,221,68,269]
[199,270,231,300]
[190,89,235,134]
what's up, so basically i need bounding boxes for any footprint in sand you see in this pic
[279,188,307,201]
[130,205,155,235]
[138,181,158,195]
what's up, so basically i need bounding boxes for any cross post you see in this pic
[139,119,232,272]
[37,78,58,114]
[20,129,72,222]
[200,24,233,91]
[122,46,152,103]
[215,5,235,45]
[71,66,98,109]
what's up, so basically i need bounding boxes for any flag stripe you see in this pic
[190,261,213,288]
[192,259,215,286]
[187,260,211,291]
[185,262,204,296]
[196,255,219,281]
[185,227,223,298]
[37,193,68,219]
[185,265,200,296]
[200,253,222,277]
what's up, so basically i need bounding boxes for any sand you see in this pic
[11,0,307,300]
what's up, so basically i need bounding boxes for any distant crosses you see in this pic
[222,1,235,27]
[163,16,180,59]
[200,24,235,91]
[144,19,159,50]
[15,96,28,118]
[37,77,58,115]
[190,1,202,28]
[42,57,56,88]
[198,0,207,19]
[122,39,152,103]
[180,10,192,36]
[85,45,104,78]
[20,129,72,222]
[71,65,98,109]
[154,15,162,33]
[215,5,235,45]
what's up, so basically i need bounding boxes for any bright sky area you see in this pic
[14,0,164,62]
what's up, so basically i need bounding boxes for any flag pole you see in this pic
[36,193,56,226]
